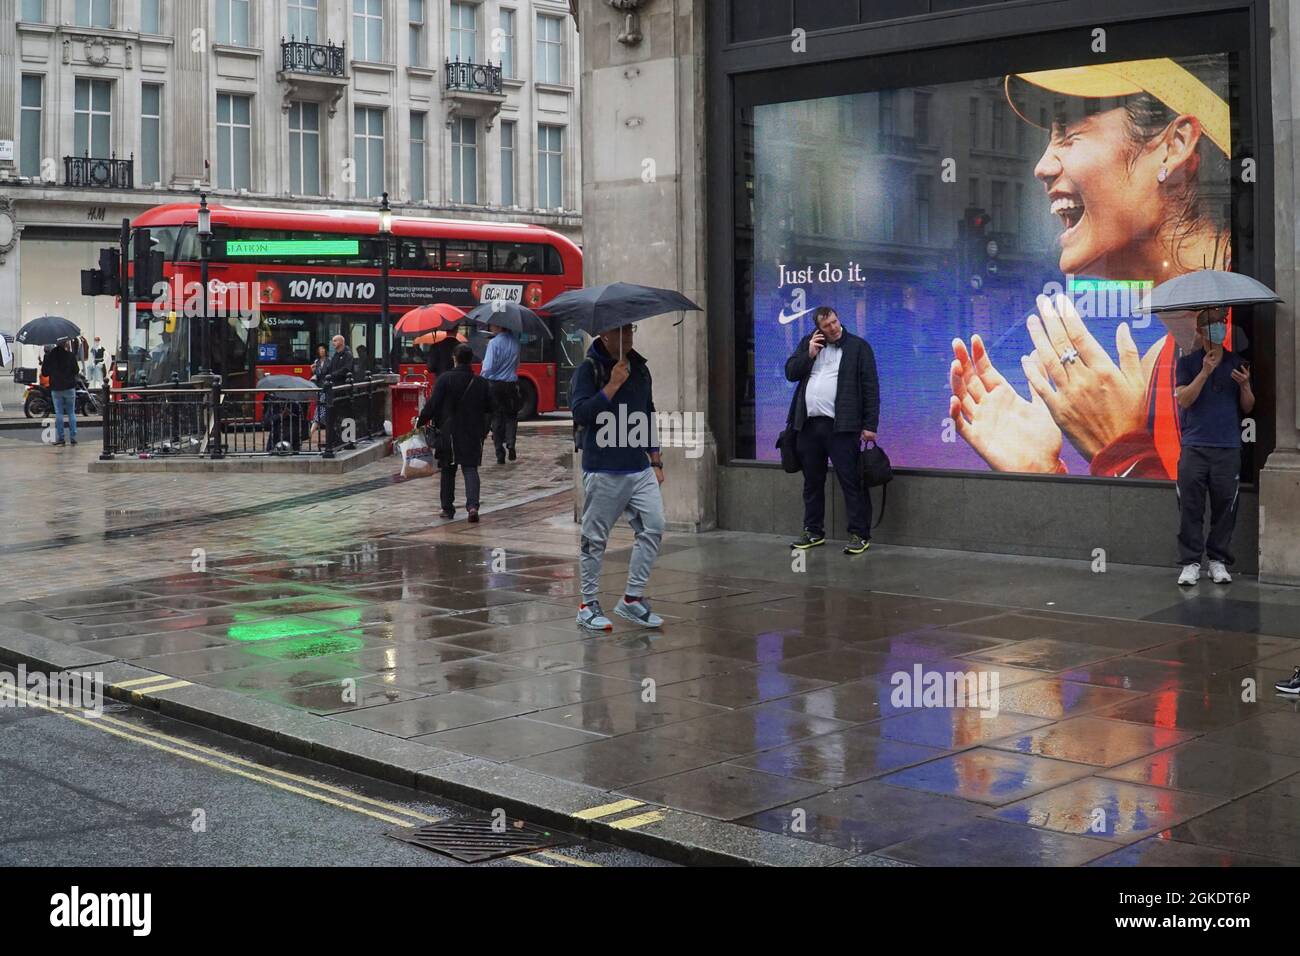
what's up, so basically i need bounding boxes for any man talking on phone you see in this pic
[1173,308,1253,586]
[784,306,880,555]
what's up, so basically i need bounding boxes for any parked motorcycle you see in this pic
[23,373,101,419]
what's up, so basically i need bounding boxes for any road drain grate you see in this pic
[386,818,569,863]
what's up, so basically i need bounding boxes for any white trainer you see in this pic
[1208,560,1232,584]
[1177,563,1201,586]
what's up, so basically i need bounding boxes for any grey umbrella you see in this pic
[258,373,318,401]
[15,315,81,346]
[538,282,701,334]
[1148,269,1282,313]
[464,301,552,339]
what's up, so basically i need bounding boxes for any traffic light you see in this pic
[80,247,121,297]
[958,208,996,287]
[132,228,166,299]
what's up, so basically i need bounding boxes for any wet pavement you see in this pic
[3,433,1300,865]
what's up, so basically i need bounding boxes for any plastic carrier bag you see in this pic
[398,431,435,479]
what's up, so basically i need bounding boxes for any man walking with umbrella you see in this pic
[42,340,80,446]
[569,322,665,630]
[480,322,522,464]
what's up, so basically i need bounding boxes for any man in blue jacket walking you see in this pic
[569,323,665,632]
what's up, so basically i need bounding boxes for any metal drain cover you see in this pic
[387,817,569,863]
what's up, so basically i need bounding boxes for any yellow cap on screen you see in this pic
[1004,57,1230,156]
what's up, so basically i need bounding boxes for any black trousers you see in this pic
[797,416,870,539]
[1176,445,1240,565]
[440,464,480,515]
[489,380,519,455]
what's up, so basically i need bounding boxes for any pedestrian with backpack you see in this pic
[569,323,665,631]
[418,344,495,522]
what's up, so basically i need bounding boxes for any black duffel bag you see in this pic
[859,440,892,529]
[775,386,802,474]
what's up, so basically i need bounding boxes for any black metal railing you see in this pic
[99,377,388,460]
[64,153,134,189]
[281,37,346,76]
[445,59,503,95]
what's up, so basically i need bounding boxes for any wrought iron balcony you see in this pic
[445,59,504,95]
[64,153,134,189]
[281,37,346,77]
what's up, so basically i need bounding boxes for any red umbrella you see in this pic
[396,303,466,334]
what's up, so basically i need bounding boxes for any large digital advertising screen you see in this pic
[748,53,1239,480]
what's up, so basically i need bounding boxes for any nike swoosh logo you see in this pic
[778,307,815,325]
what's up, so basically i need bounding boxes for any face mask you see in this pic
[1205,323,1226,346]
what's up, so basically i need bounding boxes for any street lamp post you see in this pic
[197,192,213,375]
[378,192,394,373]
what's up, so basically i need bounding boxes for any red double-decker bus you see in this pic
[125,202,583,417]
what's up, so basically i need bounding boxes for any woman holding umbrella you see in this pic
[417,344,494,522]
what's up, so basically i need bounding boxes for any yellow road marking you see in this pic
[537,850,600,867]
[134,680,192,694]
[0,686,431,828]
[574,798,643,820]
[510,855,553,867]
[114,674,174,688]
[609,810,666,830]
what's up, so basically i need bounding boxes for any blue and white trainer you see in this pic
[576,601,613,632]
[614,597,663,628]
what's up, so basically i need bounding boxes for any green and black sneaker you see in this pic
[790,530,826,550]
[843,535,870,555]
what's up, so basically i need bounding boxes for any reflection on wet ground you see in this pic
[4,432,1300,865]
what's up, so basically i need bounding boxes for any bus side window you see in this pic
[544,245,564,275]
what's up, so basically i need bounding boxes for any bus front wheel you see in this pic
[517,379,538,420]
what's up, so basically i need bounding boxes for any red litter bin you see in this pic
[391,381,429,436]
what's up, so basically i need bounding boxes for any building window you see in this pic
[289,101,321,195]
[450,2,477,62]
[451,117,477,204]
[216,0,251,45]
[968,97,979,148]
[878,90,896,138]
[354,105,386,198]
[216,92,252,190]
[991,180,1006,230]
[409,111,426,202]
[141,84,162,186]
[535,14,563,84]
[915,175,931,245]
[913,92,930,145]
[1015,182,1025,236]
[20,75,43,178]
[74,78,112,159]
[968,176,979,209]
[500,120,516,206]
[408,0,425,66]
[287,0,319,41]
[141,0,161,32]
[991,103,1005,152]
[537,124,563,209]
[20,0,44,22]
[498,8,516,78]
[75,0,110,27]
[353,0,384,61]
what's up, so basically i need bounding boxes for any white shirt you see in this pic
[804,341,842,419]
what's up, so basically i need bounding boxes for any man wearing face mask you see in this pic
[1173,308,1253,586]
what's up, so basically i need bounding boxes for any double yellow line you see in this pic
[0,681,603,867]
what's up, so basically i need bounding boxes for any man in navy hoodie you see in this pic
[569,323,665,631]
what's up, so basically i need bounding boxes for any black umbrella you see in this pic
[1148,269,1283,313]
[464,301,552,339]
[15,315,80,346]
[258,374,317,401]
[538,282,701,334]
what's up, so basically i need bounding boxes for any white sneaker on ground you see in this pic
[1208,560,1232,584]
[1177,563,1201,586]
